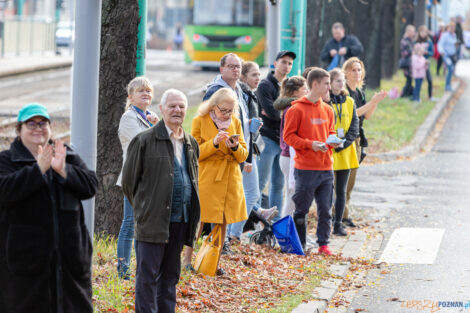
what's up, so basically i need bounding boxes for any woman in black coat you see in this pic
[0,103,98,313]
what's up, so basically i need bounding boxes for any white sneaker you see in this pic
[258,206,278,221]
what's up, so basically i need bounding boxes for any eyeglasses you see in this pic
[226,64,241,70]
[24,120,49,130]
[216,104,234,115]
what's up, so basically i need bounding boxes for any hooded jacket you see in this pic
[283,96,336,171]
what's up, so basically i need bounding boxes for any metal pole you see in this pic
[136,0,147,76]
[267,0,280,69]
[71,0,101,238]
[280,0,306,76]
[17,0,24,16]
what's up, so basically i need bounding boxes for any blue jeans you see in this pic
[228,161,260,239]
[257,136,284,221]
[117,196,134,278]
[444,57,454,91]
[413,78,423,101]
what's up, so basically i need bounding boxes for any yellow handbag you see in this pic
[192,224,222,277]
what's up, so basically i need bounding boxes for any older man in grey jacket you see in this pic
[122,89,200,313]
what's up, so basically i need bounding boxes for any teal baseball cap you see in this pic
[17,103,50,122]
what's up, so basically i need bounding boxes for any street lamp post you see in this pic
[136,0,147,76]
[70,0,102,238]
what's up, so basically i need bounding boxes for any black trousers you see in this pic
[333,169,351,226]
[135,222,188,313]
[292,169,334,246]
[401,72,413,98]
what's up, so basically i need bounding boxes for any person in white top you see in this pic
[116,76,158,279]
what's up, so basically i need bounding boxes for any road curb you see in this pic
[0,60,72,78]
[369,79,462,161]
[291,230,382,313]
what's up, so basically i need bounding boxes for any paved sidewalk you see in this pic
[291,228,384,313]
[0,54,72,77]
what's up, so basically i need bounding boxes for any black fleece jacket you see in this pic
[256,72,281,143]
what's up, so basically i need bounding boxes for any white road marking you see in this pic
[378,228,445,264]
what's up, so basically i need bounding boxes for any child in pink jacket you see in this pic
[412,44,427,102]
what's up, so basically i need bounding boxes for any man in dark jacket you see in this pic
[122,89,200,313]
[256,50,295,219]
[320,22,363,68]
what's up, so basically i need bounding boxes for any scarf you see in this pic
[209,110,231,131]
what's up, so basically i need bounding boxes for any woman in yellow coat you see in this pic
[191,88,248,272]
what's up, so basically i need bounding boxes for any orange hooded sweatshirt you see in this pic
[283,96,336,171]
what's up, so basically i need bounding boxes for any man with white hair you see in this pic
[122,89,200,313]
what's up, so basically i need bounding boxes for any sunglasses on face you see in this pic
[24,120,49,130]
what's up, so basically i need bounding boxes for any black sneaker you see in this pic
[333,225,348,236]
[221,242,234,255]
[343,218,357,228]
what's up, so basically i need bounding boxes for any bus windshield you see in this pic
[192,0,265,27]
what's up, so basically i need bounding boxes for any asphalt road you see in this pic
[344,61,470,313]
[0,50,221,118]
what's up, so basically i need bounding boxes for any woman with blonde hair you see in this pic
[116,76,158,279]
[327,68,359,236]
[342,57,387,227]
[190,87,248,274]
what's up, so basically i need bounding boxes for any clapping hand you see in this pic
[37,144,53,174]
[51,140,67,178]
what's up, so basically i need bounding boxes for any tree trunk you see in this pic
[381,0,398,79]
[305,0,323,67]
[95,0,140,236]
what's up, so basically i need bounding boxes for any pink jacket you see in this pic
[411,54,426,79]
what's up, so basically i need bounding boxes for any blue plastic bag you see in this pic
[272,216,305,255]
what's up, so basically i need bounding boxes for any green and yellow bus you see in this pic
[184,0,266,68]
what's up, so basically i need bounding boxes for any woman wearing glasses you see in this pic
[191,88,248,275]
[0,103,98,313]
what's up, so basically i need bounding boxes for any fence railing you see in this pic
[1,16,56,57]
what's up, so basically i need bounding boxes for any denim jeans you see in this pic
[413,78,423,101]
[117,196,134,278]
[227,161,260,239]
[444,57,454,91]
[257,136,284,221]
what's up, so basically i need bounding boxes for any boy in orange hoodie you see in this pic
[283,67,340,255]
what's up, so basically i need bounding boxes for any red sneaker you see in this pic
[318,245,333,256]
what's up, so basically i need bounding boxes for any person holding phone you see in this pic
[283,68,341,255]
[190,88,248,275]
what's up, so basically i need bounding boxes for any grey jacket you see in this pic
[121,120,200,246]
[116,106,154,186]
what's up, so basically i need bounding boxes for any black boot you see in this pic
[343,218,357,228]
[333,222,348,236]
[294,213,307,249]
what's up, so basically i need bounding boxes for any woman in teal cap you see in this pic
[0,103,98,313]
